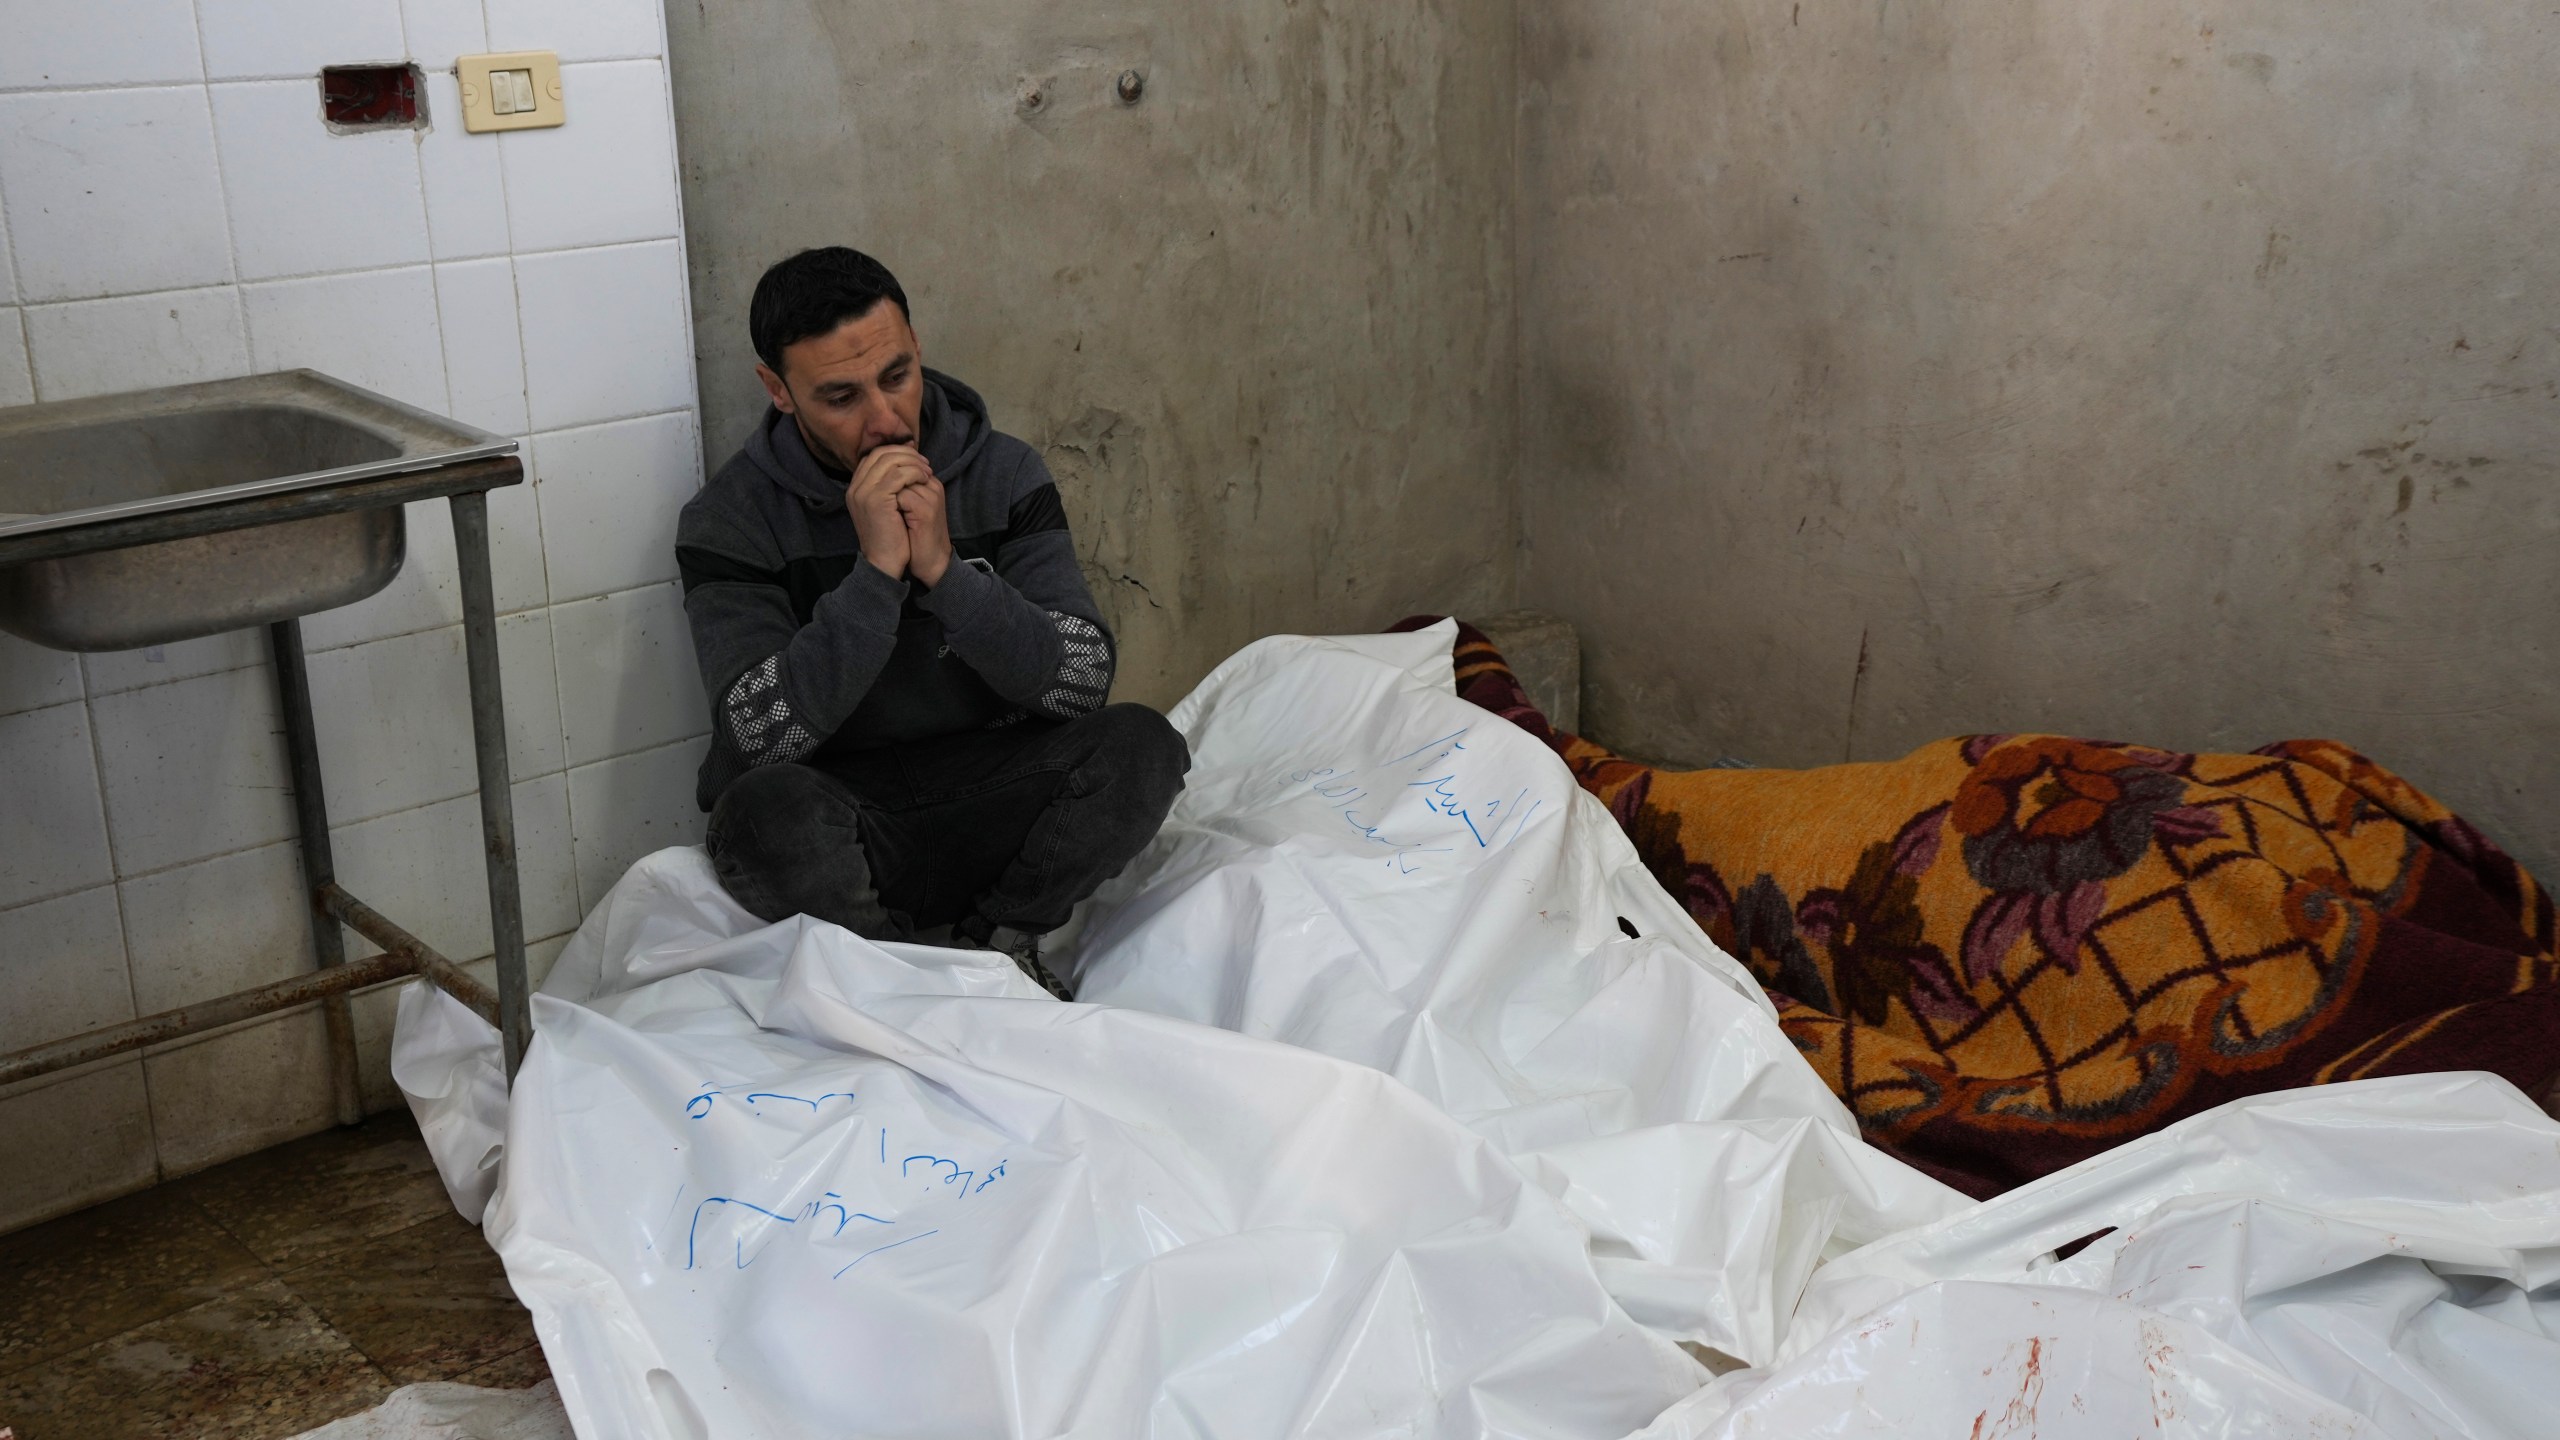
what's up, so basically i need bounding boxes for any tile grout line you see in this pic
[401,0,456,956]
[166,1156,404,1404]
[233,235,684,292]
[564,729,714,914]
[129,0,230,1187]
[481,53,579,915]
[502,166,587,914]
[265,1216,422,1391]
[172,1171,282,1288]
[649,50,709,498]
[396,0,456,496]
[95,876,153,1184]
[13,235,686,316]
[0,758,581,913]
[0,55,668,99]
[8,629,700,902]
[5,308,31,405]
[59,554,695,702]
[0,78,209,98]
[0,154,31,340]
[237,1130,539,1391]
[0,1115,508,1415]
[445,1339,551,1388]
[0,1187,255,1386]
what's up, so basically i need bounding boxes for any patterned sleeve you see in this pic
[914,448,1119,720]
[1035,613,1114,719]
[679,513,906,778]
[718,654,822,763]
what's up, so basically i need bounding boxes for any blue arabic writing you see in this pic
[1284,725,1547,875]
[669,1105,1009,1282]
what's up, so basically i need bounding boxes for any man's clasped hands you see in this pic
[846,443,954,587]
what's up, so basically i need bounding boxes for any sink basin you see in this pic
[0,371,514,651]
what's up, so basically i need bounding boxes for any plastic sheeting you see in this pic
[403,853,1703,1438]
[1058,625,1967,1362]
[1637,1072,2560,1438]
[397,623,2560,1440]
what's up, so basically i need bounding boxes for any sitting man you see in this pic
[676,246,1189,998]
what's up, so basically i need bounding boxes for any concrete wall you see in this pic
[664,0,1518,708]
[1517,3,2560,877]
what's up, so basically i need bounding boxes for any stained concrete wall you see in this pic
[663,0,1517,707]
[1518,3,2560,877]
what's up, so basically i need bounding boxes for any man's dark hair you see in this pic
[748,247,910,372]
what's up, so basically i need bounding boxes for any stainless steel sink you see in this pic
[0,372,538,1112]
[0,371,514,650]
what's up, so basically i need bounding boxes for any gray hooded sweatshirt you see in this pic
[675,371,1113,810]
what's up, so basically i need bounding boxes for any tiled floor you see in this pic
[0,1111,546,1439]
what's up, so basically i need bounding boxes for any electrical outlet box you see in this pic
[458,51,564,133]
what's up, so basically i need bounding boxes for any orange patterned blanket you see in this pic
[1412,619,2560,1196]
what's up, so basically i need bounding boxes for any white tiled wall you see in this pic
[0,0,711,1233]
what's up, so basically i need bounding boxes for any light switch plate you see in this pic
[458,51,565,133]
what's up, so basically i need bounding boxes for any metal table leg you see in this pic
[270,617,364,1126]
[0,461,538,1107]
[449,489,530,1079]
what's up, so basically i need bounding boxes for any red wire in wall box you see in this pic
[322,65,422,129]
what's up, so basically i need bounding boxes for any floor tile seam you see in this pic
[0,1187,271,1382]
[0,1342,62,1385]
[0,1270,343,1393]
[172,1177,299,1291]
[383,1339,548,1389]
[179,1131,453,1275]
[266,1203,467,1287]
[281,1292,411,1390]
[272,1217,534,1390]
[435,1336,548,1387]
[193,1272,405,1385]
[217,1277,409,1429]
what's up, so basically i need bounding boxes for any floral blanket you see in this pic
[1411,619,2560,1196]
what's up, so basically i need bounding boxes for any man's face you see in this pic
[756,301,925,472]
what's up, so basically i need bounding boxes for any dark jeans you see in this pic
[704,704,1191,941]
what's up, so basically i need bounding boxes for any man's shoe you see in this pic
[957,918,1075,1002]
